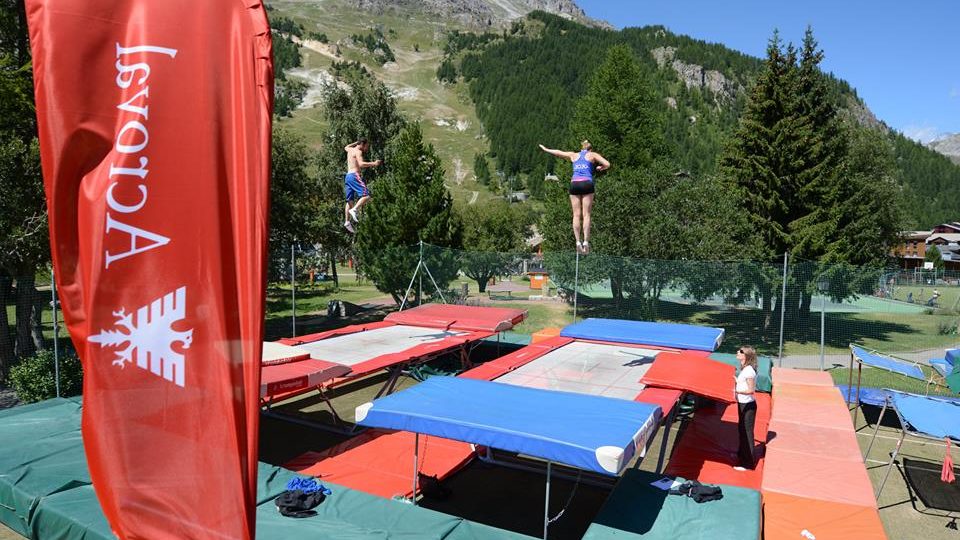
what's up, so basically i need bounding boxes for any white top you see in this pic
[735,365,757,404]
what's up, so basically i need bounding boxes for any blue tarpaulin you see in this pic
[851,345,925,380]
[355,376,662,475]
[890,391,960,441]
[560,319,723,352]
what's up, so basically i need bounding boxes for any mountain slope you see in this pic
[929,134,960,165]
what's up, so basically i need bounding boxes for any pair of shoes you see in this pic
[348,207,359,223]
[344,221,355,233]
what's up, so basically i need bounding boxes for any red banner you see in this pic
[26,1,272,538]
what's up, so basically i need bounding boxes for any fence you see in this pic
[6,243,958,401]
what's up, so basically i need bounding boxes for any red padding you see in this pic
[284,429,474,499]
[766,420,863,463]
[461,336,575,381]
[705,393,772,442]
[634,387,683,417]
[260,359,351,399]
[762,492,887,540]
[276,321,396,346]
[261,341,310,366]
[772,367,834,387]
[641,351,736,403]
[665,446,765,490]
[761,449,876,507]
[335,330,491,379]
[385,304,527,333]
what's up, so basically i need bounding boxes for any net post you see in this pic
[777,251,788,367]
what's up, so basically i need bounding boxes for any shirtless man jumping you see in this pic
[343,137,382,233]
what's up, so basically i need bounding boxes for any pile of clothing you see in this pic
[275,477,332,518]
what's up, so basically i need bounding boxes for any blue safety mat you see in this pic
[560,319,723,352]
[836,384,893,407]
[356,376,662,476]
[931,358,951,378]
[851,345,924,379]
[891,391,960,441]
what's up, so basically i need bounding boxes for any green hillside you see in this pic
[268,0,501,206]
[267,3,960,227]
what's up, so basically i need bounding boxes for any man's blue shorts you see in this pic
[344,172,370,201]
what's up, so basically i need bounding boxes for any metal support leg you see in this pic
[412,433,420,505]
[854,362,863,429]
[846,350,855,406]
[543,461,552,540]
[863,397,889,463]
[654,403,677,474]
[876,428,907,499]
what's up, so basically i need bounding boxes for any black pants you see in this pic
[737,400,757,469]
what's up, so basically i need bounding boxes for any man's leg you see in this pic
[570,194,583,248]
[344,201,352,223]
[353,194,371,213]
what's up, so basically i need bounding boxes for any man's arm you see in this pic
[344,141,359,152]
[538,144,575,160]
[358,158,382,169]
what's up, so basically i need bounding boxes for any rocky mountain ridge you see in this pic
[353,0,606,28]
[928,133,960,164]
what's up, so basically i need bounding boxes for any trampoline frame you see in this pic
[261,327,495,432]
[846,344,947,427]
[865,390,957,499]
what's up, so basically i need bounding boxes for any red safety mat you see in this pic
[260,359,351,400]
[385,304,527,333]
[665,447,765,490]
[761,449,876,507]
[634,387,683,417]
[707,393,772,442]
[284,429,475,499]
[772,367,835,387]
[771,391,853,431]
[762,492,887,540]
[276,321,395,346]
[774,383,846,403]
[262,341,310,366]
[766,420,863,462]
[461,336,574,381]
[641,351,736,403]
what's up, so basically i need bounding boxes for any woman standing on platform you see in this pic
[734,346,758,471]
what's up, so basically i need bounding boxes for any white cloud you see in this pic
[902,124,943,144]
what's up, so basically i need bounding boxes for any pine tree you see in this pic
[355,123,462,303]
[473,152,491,185]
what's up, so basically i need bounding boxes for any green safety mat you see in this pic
[0,398,533,540]
[708,353,773,393]
[582,469,761,540]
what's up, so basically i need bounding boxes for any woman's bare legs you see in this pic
[581,193,594,253]
[570,194,583,250]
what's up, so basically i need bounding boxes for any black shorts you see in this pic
[569,180,595,196]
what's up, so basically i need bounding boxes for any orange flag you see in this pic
[25,1,273,538]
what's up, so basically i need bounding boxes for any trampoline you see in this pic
[465,319,725,474]
[847,345,948,425]
[867,390,960,498]
[355,376,663,539]
[260,304,526,428]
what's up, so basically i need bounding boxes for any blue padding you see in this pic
[356,376,661,476]
[931,358,951,378]
[890,391,960,441]
[561,319,723,351]
[946,349,959,367]
[836,384,891,407]
[851,346,924,380]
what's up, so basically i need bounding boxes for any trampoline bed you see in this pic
[260,304,526,408]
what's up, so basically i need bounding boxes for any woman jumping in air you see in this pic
[538,140,610,254]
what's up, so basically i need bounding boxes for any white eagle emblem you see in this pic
[89,286,193,387]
